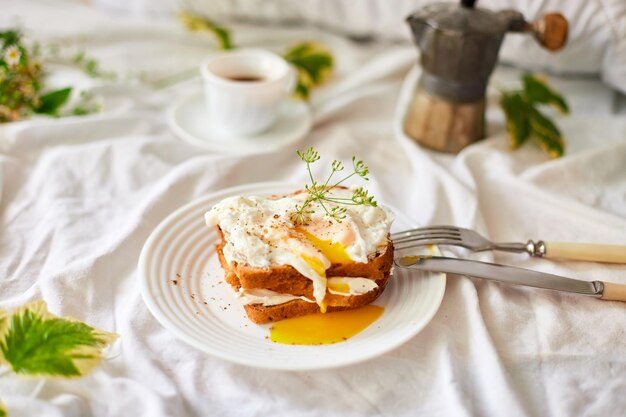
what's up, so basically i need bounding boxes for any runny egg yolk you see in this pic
[269,305,384,345]
[300,254,327,277]
[299,229,352,265]
[299,229,354,313]
[327,281,350,294]
[299,255,328,312]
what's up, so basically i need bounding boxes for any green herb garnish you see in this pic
[291,147,377,224]
[499,74,570,158]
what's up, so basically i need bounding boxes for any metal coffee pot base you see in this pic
[403,87,485,154]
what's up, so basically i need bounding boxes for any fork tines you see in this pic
[392,226,463,250]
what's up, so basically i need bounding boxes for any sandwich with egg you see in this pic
[204,149,394,324]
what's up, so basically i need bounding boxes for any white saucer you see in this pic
[167,92,312,154]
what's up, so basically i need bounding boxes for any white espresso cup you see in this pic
[200,49,295,136]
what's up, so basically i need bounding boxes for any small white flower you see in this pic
[4,45,21,66]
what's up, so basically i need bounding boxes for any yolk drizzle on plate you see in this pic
[269,305,384,345]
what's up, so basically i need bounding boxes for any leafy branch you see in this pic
[499,74,570,158]
[177,11,233,50]
[71,50,117,80]
[0,301,117,416]
[291,147,377,224]
[0,29,105,123]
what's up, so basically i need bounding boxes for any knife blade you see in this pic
[395,255,604,297]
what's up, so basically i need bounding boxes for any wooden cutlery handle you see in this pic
[544,241,626,264]
[601,282,626,302]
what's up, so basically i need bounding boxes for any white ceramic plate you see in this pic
[138,182,446,370]
[167,92,312,154]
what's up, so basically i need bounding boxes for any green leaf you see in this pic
[0,309,7,341]
[522,74,569,114]
[293,70,312,100]
[283,42,333,84]
[178,11,233,50]
[499,92,531,149]
[528,106,565,158]
[0,301,117,378]
[0,398,6,417]
[283,42,334,100]
[0,30,21,49]
[34,88,72,116]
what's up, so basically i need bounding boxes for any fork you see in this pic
[392,225,626,264]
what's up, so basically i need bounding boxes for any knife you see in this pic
[395,255,626,302]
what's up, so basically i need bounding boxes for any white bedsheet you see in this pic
[1,1,626,416]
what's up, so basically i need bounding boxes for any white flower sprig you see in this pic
[3,45,20,66]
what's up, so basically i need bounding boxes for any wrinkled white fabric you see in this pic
[1,1,626,417]
[99,0,626,93]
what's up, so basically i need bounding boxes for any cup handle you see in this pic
[285,66,298,95]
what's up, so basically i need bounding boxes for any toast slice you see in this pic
[215,226,394,323]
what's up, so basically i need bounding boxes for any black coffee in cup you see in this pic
[201,48,295,135]
[225,75,264,82]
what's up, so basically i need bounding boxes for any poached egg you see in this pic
[204,188,394,308]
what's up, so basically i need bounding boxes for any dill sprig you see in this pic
[291,147,377,224]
